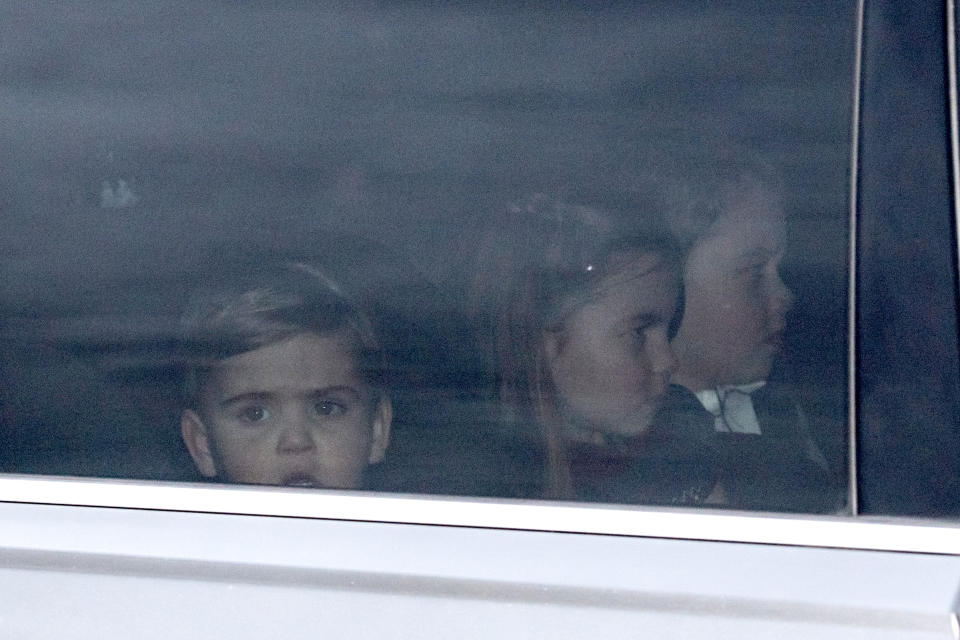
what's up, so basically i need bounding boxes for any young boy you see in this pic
[179,261,392,489]
[648,149,840,512]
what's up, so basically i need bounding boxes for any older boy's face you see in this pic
[184,331,389,488]
[671,182,794,390]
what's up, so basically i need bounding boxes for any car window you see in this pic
[0,1,873,517]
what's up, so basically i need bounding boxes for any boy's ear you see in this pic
[367,393,392,465]
[181,409,218,478]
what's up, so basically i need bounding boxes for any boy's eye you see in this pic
[739,263,766,287]
[314,400,347,417]
[633,321,664,346]
[238,405,270,422]
[635,322,666,339]
[744,263,765,277]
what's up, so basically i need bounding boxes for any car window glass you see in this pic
[1,1,856,515]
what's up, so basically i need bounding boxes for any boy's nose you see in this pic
[768,272,794,319]
[277,420,317,454]
[648,332,679,375]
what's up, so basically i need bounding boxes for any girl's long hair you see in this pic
[470,193,677,499]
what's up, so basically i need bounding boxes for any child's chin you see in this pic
[605,404,659,439]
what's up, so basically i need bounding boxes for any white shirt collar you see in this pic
[694,381,767,435]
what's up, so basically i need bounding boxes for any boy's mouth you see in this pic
[764,330,785,350]
[281,472,321,488]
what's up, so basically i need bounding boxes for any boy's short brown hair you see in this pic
[180,261,383,408]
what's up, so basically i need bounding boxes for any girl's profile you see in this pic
[472,193,717,503]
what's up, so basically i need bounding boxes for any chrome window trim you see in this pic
[847,0,867,516]
[948,0,960,290]
[0,475,958,555]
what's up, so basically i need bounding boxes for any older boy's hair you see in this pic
[180,261,382,407]
[630,144,784,249]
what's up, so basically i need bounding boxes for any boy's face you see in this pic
[545,250,680,438]
[671,180,794,391]
[181,330,390,489]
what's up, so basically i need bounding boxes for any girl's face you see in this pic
[545,250,680,439]
[671,182,794,390]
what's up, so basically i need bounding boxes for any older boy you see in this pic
[179,261,391,489]
[639,148,841,512]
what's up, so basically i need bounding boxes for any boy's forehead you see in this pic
[206,330,366,397]
[714,183,786,235]
[696,204,786,263]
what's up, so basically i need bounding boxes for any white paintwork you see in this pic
[0,474,959,554]
[0,499,956,639]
